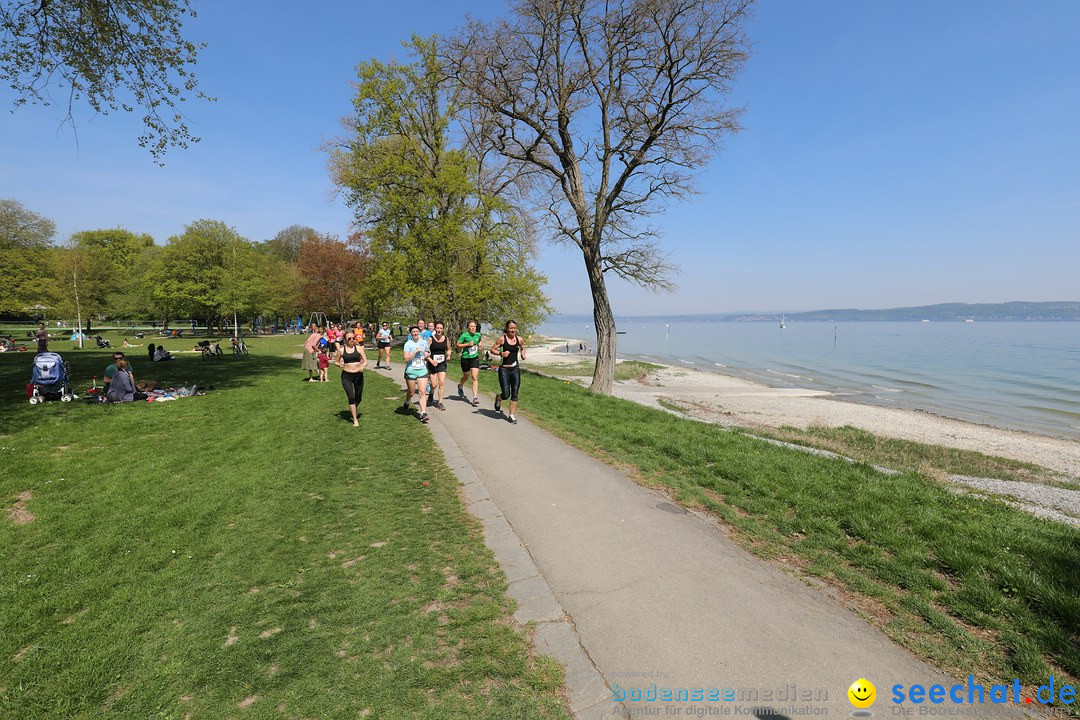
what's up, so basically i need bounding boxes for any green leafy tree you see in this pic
[261,225,317,264]
[330,36,550,333]
[0,0,212,161]
[50,241,112,324]
[1,198,56,249]
[64,228,155,320]
[149,220,249,328]
[0,199,58,315]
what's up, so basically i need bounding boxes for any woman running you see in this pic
[490,320,526,424]
[375,322,393,369]
[335,331,368,427]
[402,325,431,424]
[426,321,451,410]
[455,319,483,406]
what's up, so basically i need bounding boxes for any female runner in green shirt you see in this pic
[455,320,483,406]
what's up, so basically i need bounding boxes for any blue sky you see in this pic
[2,1,1078,315]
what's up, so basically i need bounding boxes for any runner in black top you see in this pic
[335,331,368,427]
[490,320,526,424]
[426,321,451,411]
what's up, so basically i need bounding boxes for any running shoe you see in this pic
[438,402,446,411]
[420,413,430,424]
[402,399,410,410]
[509,414,518,424]
[457,383,464,398]
[494,396,501,413]
[471,397,480,406]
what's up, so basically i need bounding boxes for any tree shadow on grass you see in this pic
[0,348,304,436]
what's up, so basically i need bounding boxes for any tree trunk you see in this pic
[585,245,616,394]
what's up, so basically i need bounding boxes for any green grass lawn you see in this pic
[1,335,568,720]
[471,369,1079,705]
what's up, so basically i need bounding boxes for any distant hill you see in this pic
[738,301,1080,322]
[550,301,1080,324]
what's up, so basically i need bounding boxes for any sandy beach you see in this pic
[527,338,1080,481]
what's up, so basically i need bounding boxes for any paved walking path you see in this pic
[373,368,981,720]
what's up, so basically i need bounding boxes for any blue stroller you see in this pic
[29,352,76,404]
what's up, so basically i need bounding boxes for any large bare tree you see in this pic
[446,0,752,393]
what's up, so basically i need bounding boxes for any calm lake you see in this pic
[537,319,1080,440]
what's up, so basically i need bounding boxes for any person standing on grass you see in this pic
[302,325,321,382]
[36,322,49,353]
[375,322,393,369]
[336,331,368,427]
[490,320,526,424]
[456,320,483,406]
[426,321,451,411]
[402,325,431,424]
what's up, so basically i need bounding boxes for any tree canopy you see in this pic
[330,36,550,331]
[0,0,212,161]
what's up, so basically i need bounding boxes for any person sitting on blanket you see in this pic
[104,352,135,392]
[106,359,148,403]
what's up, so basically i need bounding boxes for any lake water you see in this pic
[537,319,1080,440]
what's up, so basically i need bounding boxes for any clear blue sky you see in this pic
[2,1,1078,315]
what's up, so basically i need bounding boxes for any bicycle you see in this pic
[231,337,249,356]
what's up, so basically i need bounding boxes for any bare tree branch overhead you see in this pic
[445,0,753,393]
[0,0,213,162]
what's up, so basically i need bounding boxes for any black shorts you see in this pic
[377,340,390,348]
[427,361,447,374]
[460,356,480,373]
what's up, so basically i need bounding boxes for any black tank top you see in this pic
[342,345,362,363]
[501,336,520,366]
[429,336,448,357]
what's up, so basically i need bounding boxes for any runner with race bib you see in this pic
[402,325,431,424]
[426,321,451,411]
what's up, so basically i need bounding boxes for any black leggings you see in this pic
[498,366,521,402]
[341,370,364,406]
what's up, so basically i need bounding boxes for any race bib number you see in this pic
[432,354,445,364]
[410,352,425,369]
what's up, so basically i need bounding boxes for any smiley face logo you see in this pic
[848,678,876,709]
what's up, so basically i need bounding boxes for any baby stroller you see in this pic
[29,352,76,404]
[95,335,112,348]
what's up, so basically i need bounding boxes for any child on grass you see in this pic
[317,347,330,382]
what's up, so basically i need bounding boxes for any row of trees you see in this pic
[2,200,355,328]
[1,198,549,331]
